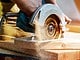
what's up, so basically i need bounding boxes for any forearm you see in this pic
[13,0,42,17]
[45,0,56,4]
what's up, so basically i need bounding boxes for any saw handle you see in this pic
[3,12,18,17]
[0,12,18,24]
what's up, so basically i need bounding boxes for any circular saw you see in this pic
[0,4,67,40]
[29,4,66,40]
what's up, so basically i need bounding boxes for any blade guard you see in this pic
[30,4,66,40]
[30,4,66,29]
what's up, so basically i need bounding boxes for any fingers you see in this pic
[64,14,72,24]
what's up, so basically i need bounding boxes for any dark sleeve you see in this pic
[1,0,12,2]
[45,0,56,4]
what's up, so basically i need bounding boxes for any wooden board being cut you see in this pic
[0,32,80,60]
[0,32,80,50]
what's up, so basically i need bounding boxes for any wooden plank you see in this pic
[40,50,80,60]
[0,42,40,56]
[14,38,80,50]
[66,24,80,33]
[14,32,80,50]
[66,20,80,33]
[0,48,39,60]
[0,48,27,57]
[0,32,80,57]
[0,32,80,50]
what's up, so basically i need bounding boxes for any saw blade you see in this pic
[30,4,66,40]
